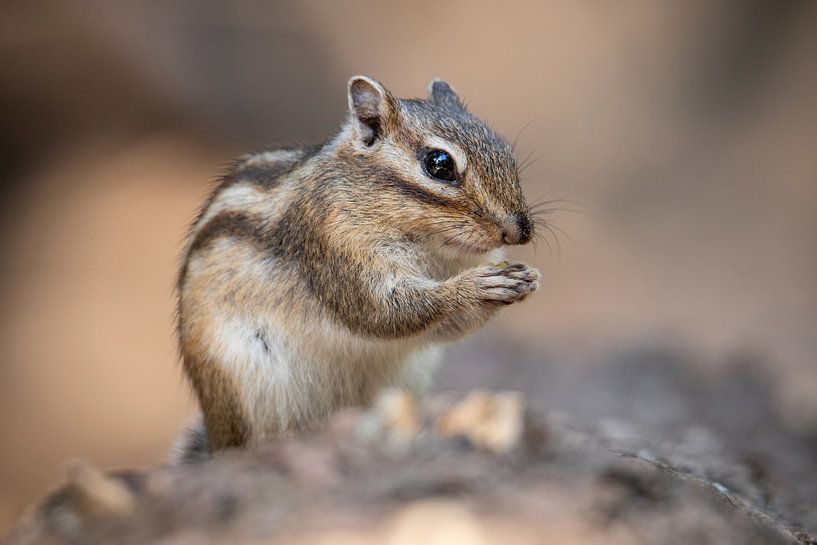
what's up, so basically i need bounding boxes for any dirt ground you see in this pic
[5,388,815,544]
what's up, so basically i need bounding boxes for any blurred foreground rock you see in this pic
[6,391,814,545]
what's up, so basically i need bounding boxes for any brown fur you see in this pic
[180,334,249,450]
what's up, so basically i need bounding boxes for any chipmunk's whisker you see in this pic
[512,116,542,153]
[516,143,541,172]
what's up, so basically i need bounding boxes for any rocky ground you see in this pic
[6,354,816,545]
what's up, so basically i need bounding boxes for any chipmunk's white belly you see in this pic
[211,310,442,443]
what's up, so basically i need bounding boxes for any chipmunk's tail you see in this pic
[170,416,211,464]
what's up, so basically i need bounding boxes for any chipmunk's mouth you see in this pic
[443,241,492,254]
[440,233,503,254]
[425,220,503,254]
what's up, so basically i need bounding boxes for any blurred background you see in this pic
[1,0,815,533]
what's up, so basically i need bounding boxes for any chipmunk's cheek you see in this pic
[487,225,507,249]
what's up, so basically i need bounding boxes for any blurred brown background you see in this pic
[1,0,815,533]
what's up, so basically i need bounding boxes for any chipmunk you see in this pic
[175,76,539,460]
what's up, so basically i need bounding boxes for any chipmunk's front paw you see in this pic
[471,263,540,304]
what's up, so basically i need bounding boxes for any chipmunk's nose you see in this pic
[501,212,532,245]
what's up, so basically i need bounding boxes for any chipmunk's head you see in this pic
[344,76,532,254]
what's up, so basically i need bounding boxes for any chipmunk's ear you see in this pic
[428,78,463,109]
[348,76,396,146]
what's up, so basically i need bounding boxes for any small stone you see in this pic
[64,459,135,518]
[437,391,526,454]
[387,500,484,545]
[362,389,421,443]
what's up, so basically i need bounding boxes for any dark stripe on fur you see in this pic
[181,346,250,450]
[189,212,268,256]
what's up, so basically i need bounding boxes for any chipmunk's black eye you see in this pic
[423,149,458,184]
